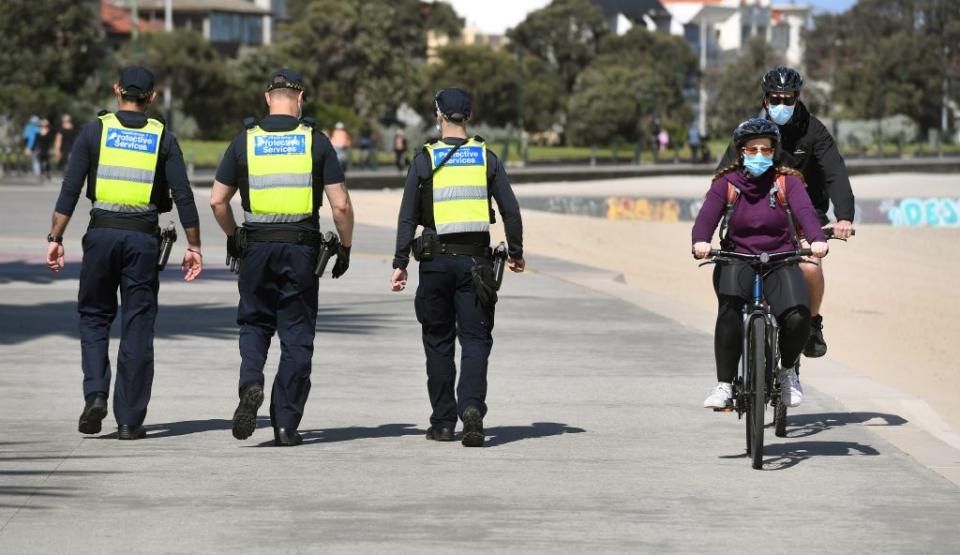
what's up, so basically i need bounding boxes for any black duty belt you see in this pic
[438,243,492,257]
[244,228,322,247]
[88,216,159,236]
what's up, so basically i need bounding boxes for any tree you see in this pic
[507,0,609,96]
[0,0,111,123]
[422,45,523,128]
[707,37,784,138]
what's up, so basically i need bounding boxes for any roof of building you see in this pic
[134,0,270,15]
[101,0,163,34]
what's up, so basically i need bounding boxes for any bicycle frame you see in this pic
[736,270,781,419]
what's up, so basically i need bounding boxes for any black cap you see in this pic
[119,66,155,99]
[435,88,471,121]
[267,69,305,93]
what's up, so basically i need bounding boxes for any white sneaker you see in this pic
[779,366,803,407]
[703,382,733,409]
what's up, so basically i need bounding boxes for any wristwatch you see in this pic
[47,233,63,244]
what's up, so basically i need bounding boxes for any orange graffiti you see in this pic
[606,197,681,222]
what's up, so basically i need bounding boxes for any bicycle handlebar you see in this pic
[823,228,855,240]
[707,249,812,264]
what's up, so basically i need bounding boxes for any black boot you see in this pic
[274,428,303,447]
[461,406,485,447]
[804,314,828,358]
[425,424,455,442]
[78,393,108,434]
[118,424,146,440]
[232,384,264,440]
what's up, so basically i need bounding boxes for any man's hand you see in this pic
[507,257,525,273]
[692,242,712,259]
[391,268,408,292]
[826,220,854,240]
[46,242,64,273]
[810,241,829,258]
[181,248,202,281]
[332,245,351,279]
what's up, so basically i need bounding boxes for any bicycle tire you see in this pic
[748,316,766,469]
[774,401,787,437]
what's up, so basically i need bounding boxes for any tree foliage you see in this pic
[422,45,523,128]
[707,36,783,138]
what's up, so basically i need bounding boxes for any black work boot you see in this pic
[274,428,303,447]
[804,314,828,358]
[425,424,455,442]
[460,406,485,448]
[118,425,147,440]
[78,393,108,434]
[232,384,264,440]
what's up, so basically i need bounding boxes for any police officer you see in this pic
[45,66,204,440]
[390,88,525,447]
[717,66,855,358]
[210,69,353,447]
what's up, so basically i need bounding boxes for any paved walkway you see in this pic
[0,189,958,552]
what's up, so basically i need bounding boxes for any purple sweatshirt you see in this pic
[692,168,827,253]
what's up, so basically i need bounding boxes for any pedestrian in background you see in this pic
[22,115,40,176]
[54,114,79,171]
[393,129,408,172]
[330,121,352,171]
[688,124,701,163]
[34,118,54,180]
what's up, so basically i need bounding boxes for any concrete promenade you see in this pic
[1,188,958,552]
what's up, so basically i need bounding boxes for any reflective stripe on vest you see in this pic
[95,113,162,211]
[245,125,313,223]
[426,138,489,235]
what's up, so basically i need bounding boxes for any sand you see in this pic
[348,177,960,435]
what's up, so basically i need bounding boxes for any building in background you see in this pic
[590,0,671,35]
[101,0,273,56]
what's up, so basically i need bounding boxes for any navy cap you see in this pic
[435,88,471,121]
[119,66,155,99]
[267,69,305,93]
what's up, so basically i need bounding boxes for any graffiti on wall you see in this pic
[883,198,960,227]
[605,197,683,222]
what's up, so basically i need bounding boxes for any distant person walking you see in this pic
[658,128,670,153]
[688,124,701,163]
[330,122,352,171]
[393,129,408,171]
[34,118,55,180]
[54,114,79,171]
[22,115,40,176]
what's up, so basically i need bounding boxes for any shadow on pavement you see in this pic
[290,423,424,446]
[720,440,881,470]
[143,416,271,438]
[0,301,388,344]
[0,261,240,285]
[484,422,586,447]
[779,412,908,439]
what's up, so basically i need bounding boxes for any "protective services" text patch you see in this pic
[254,134,307,156]
[105,129,159,154]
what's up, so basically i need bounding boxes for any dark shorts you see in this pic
[712,261,810,317]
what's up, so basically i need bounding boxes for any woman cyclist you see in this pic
[692,118,829,410]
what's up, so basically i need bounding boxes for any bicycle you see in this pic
[699,228,853,469]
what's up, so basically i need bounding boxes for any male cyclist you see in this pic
[717,67,854,358]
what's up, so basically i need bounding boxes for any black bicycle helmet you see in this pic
[733,117,780,149]
[761,66,804,93]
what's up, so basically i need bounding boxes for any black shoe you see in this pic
[425,425,455,442]
[461,406,485,447]
[804,314,828,358]
[78,393,108,434]
[274,428,303,447]
[232,384,264,440]
[118,424,146,440]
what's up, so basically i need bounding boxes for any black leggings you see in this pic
[712,263,811,383]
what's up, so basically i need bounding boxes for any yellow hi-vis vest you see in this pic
[426,138,490,235]
[95,113,163,212]
[245,124,313,223]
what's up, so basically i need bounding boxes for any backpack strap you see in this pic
[771,174,805,247]
[718,181,740,247]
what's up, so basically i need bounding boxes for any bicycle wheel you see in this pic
[774,401,787,437]
[747,316,766,469]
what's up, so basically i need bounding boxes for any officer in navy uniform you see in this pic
[210,69,354,447]
[45,66,203,440]
[390,88,524,447]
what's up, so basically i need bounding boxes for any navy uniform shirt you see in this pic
[215,115,345,232]
[54,110,200,228]
[393,137,524,269]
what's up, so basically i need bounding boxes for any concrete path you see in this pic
[0,188,958,552]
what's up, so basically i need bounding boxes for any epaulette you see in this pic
[300,116,317,128]
[152,114,167,125]
[243,116,257,130]
[97,109,109,117]
[425,138,440,145]
[473,134,485,143]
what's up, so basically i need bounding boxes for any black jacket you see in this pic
[717,102,855,221]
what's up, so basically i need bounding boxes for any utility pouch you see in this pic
[413,228,438,261]
[491,242,507,291]
[227,227,248,274]
[157,221,177,271]
[314,231,340,278]
[471,262,498,310]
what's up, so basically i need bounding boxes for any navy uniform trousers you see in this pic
[415,255,495,427]
[237,242,319,431]
[79,227,159,427]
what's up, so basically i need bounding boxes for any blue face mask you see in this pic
[743,153,774,176]
[768,104,795,125]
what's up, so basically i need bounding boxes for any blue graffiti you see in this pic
[888,198,960,227]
